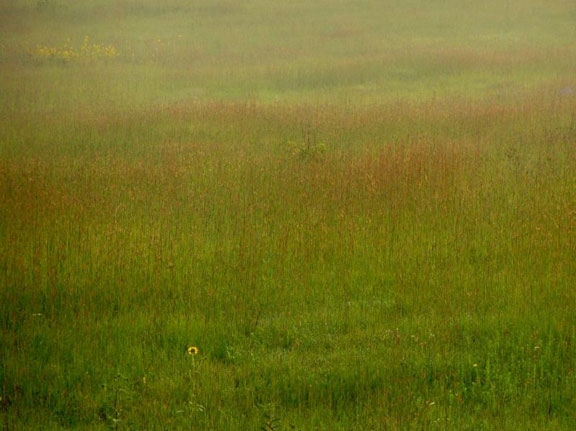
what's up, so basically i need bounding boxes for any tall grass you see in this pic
[2,95,575,430]
[1,0,576,430]
[2,0,575,107]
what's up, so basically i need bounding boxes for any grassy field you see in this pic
[1,0,576,430]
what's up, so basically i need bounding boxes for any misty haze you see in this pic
[1,1,575,429]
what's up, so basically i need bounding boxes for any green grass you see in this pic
[1,1,576,430]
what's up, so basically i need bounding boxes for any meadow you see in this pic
[1,0,576,429]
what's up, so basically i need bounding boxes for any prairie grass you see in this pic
[2,96,575,430]
[1,0,576,430]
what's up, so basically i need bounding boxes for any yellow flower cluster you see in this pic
[32,36,119,63]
